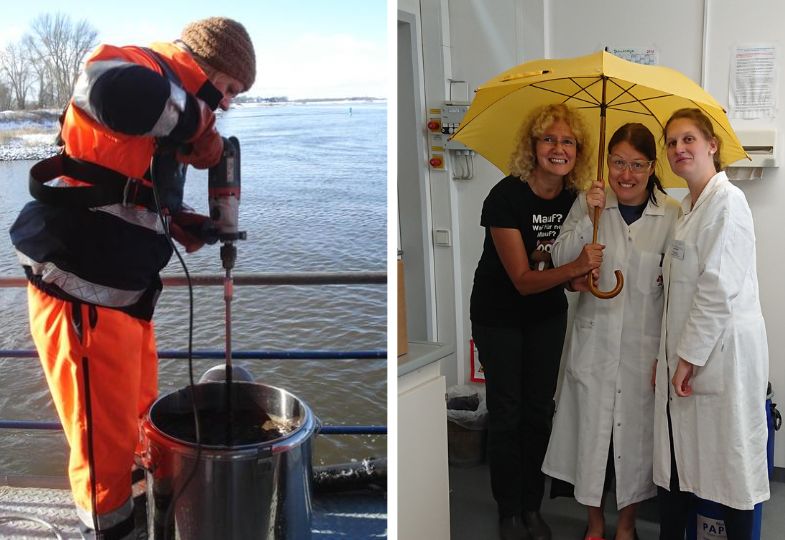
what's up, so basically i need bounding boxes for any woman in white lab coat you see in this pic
[653,108,769,540]
[542,123,680,540]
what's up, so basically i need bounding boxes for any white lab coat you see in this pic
[542,188,681,508]
[653,171,769,510]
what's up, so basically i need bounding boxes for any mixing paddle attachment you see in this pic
[208,137,247,444]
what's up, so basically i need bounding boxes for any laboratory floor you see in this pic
[449,462,785,540]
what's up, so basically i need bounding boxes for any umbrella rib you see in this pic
[605,79,674,107]
[565,77,603,106]
[607,106,658,117]
[603,78,671,131]
[528,82,601,107]
[605,79,642,107]
[611,94,673,106]
[600,80,673,134]
[620,96,666,131]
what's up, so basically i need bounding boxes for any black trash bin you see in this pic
[446,385,487,467]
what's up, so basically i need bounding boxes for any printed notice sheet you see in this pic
[607,47,658,66]
[730,44,777,119]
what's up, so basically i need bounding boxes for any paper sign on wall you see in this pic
[607,47,658,66]
[730,44,778,119]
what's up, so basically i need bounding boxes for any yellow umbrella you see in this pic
[452,50,749,298]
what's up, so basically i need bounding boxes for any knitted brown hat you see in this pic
[180,17,256,91]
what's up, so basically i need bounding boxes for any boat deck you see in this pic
[0,482,387,539]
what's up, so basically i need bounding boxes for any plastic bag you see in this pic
[446,384,487,431]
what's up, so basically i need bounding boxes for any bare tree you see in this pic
[26,13,98,107]
[0,82,12,110]
[24,20,57,108]
[0,41,32,109]
[23,34,55,108]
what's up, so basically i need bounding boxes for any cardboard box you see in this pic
[397,258,408,356]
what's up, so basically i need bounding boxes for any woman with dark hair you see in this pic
[654,108,769,540]
[542,123,681,540]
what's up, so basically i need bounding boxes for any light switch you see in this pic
[434,228,451,246]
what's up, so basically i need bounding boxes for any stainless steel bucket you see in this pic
[141,381,319,539]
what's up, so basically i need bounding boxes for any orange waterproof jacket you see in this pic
[10,41,222,320]
[62,41,220,181]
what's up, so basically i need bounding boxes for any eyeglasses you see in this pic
[609,157,653,173]
[538,136,576,148]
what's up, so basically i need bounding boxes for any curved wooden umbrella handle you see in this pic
[589,206,624,299]
[589,270,624,299]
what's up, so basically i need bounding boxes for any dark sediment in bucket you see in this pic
[154,406,295,446]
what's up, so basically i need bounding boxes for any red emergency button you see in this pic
[430,156,443,167]
[427,120,441,131]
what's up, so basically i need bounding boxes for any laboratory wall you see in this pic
[398,0,785,469]
[397,0,460,385]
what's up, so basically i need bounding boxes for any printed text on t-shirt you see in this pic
[531,213,564,237]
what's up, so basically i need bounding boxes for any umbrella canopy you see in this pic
[452,50,749,189]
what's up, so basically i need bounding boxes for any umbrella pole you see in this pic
[589,76,624,300]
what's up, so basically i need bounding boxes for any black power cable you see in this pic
[148,157,202,540]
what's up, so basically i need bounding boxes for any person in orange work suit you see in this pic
[9,17,256,539]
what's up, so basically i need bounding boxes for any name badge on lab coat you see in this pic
[671,240,685,260]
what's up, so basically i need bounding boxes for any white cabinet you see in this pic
[398,341,452,540]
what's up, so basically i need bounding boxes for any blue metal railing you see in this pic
[0,347,388,435]
[0,271,387,288]
[0,420,386,435]
[0,272,388,436]
[0,349,386,360]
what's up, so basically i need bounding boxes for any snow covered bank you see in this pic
[0,109,60,161]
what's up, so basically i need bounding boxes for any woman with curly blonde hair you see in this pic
[509,103,594,192]
[470,103,604,540]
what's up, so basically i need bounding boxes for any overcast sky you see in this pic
[0,0,388,99]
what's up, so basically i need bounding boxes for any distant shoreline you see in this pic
[235,97,386,105]
[0,101,386,161]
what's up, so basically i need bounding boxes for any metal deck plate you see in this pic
[0,485,387,539]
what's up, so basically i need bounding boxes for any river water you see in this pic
[0,102,387,475]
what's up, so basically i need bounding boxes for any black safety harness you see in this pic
[30,153,157,208]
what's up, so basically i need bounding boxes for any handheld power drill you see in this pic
[209,136,246,265]
[208,136,246,386]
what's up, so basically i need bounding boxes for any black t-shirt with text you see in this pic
[470,175,576,328]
